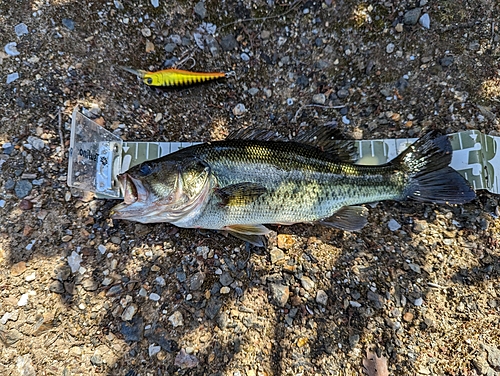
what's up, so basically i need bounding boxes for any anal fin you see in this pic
[319,206,368,231]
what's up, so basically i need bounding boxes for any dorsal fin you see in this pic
[226,126,357,163]
[293,127,357,163]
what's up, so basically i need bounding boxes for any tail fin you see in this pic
[391,131,475,204]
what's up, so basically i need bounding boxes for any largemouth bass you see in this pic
[111,128,475,245]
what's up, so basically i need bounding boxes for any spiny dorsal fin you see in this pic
[215,182,267,207]
[318,206,368,231]
[293,127,357,163]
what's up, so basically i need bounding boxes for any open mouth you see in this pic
[120,174,138,204]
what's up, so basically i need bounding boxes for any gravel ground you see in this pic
[1,0,500,375]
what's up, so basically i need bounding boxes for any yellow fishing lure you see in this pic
[119,66,229,87]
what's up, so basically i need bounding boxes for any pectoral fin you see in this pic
[223,224,271,247]
[319,206,368,231]
[215,182,267,206]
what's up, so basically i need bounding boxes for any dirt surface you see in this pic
[1,0,500,375]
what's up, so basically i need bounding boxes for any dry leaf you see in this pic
[363,348,389,376]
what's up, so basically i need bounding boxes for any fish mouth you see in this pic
[110,174,149,220]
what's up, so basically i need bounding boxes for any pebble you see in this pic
[404,8,422,25]
[220,286,230,294]
[1,310,19,324]
[168,311,184,327]
[194,1,207,19]
[316,290,328,305]
[269,283,289,307]
[350,301,362,308]
[141,27,152,37]
[395,23,404,33]
[25,272,36,282]
[240,53,250,61]
[5,42,20,56]
[11,261,27,276]
[205,298,223,320]
[220,34,237,51]
[388,219,401,231]
[386,43,395,54]
[247,88,259,96]
[367,291,385,309]
[5,329,22,345]
[49,280,65,294]
[403,312,414,322]
[15,23,29,36]
[0,200,5,208]
[28,136,45,150]
[121,304,137,321]
[174,349,199,369]
[18,293,29,306]
[409,263,421,273]
[337,88,349,99]
[486,345,500,368]
[300,276,315,291]
[114,1,124,10]
[220,272,234,286]
[149,293,161,301]
[270,248,285,264]
[14,180,32,199]
[67,251,82,273]
[7,72,19,84]
[419,13,430,29]
[149,344,161,357]
[413,297,424,306]
[341,115,350,125]
[151,0,159,8]
[440,56,454,67]
[120,317,144,342]
[312,93,326,105]
[82,278,98,291]
[62,18,75,31]
[98,244,106,254]
[232,103,247,116]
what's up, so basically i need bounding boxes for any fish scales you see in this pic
[183,141,405,227]
[111,130,475,244]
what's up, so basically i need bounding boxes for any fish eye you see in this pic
[146,78,153,85]
[139,163,153,176]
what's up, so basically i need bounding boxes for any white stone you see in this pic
[168,311,184,327]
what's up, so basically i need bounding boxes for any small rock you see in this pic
[439,56,454,67]
[220,272,234,286]
[149,344,161,357]
[19,199,33,210]
[404,8,422,25]
[1,310,19,324]
[300,276,315,291]
[337,88,349,99]
[121,304,138,321]
[316,290,328,305]
[205,298,223,320]
[174,349,199,369]
[312,93,326,105]
[168,311,184,328]
[17,293,29,306]
[7,72,19,84]
[240,53,250,61]
[247,87,259,96]
[194,1,207,19]
[277,234,294,250]
[269,283,289,307]
[388,219,401,231]
[386,43,395,54]
[120,317,144,342]
[413,297,424,306]
[151,0,159,7]
[341,116,351,125]
[220,34,237,51]
[403,312,414,322]
[90,355,103,366]
[485,345,500,368]
[367,291,385,309]
[11,261,27,276]
[113,1,124,10]
[349,334,360,348]
[190,272,205,291]
[141,27,151,37]
[413,219,428,232]
[49,280,65,294]
[270,248,285,264]
[220,286,230,294]
[62,18,75,31]
[25,272,36,282]
[395,23,404,33]
[82,278,98,291]
[16,355,35,376]
[15,23,29,37]
[67,251,82,273]
[409,263,421,273]
[419,13,430,29]
[27,136,45,150]
[5,42,20,56]
[14,180,32,199]
[149,293,161,301]
[232,103,246,116]
[176,271,187,283]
